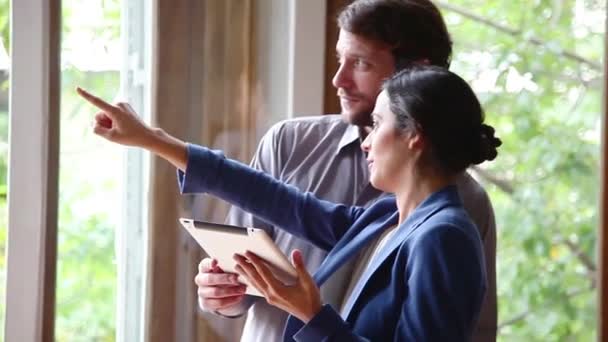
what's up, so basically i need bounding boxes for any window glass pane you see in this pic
[0,0,9,337]
[56,0,121,340]
[444,1,605,340]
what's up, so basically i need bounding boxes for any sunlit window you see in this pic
[0,0,9,337]
[444,0,605,340]
[56,0,122,339]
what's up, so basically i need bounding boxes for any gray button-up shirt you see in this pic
[224,115,497,342]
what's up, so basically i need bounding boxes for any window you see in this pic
[442,1,605,340]
[56,0,121,339]
[3,0,149,340]
[0,0,9,337]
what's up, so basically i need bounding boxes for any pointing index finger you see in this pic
[76,87,118,113]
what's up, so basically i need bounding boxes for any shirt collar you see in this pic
[336,124,363,155]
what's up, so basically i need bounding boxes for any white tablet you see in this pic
[179,218,297,297]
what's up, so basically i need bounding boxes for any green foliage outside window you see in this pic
[444,0,603,340]
[0,0,121,341]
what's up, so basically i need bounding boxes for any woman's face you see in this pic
[361,91,417,192]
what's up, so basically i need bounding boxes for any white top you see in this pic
[339,224,399,316]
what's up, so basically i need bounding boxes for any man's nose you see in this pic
[332,64,352,90]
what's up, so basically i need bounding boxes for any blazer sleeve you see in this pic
[225,121,285,237]
[178,143,366,251]
[293,305,371,342]
[398,224,486,341]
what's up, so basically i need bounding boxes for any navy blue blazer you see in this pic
[179,144,486,342]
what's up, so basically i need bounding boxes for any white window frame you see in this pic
[600,4,608,339]
[5,1,150,341]
[116,0,151,341]
[287,0,326,117]
[4,0,60,340]
[255,0,326,119]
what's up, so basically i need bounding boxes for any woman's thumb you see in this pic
[291,249,317,290]
[291,249,307,273]
[291,249,310,278]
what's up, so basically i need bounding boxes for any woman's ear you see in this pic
[407,132,425,150]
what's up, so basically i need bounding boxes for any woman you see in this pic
[78,65,501,341]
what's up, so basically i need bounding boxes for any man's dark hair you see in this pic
[338,0,453,69]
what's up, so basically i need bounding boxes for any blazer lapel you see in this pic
[340,188,457,320]
[283,201,398,342]
[313,208,398,285]
[282,187,461,342]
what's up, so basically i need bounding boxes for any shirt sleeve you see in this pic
[225,123,282,236]
[471,200,497,342]
[458,174,497,341]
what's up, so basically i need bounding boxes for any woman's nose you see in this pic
[361,133,372,152]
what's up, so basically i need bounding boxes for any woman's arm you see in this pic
[77,87,365,250]
[180,144,365,250]
[77,87,189,171]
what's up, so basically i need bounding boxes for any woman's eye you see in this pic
[355,59,368,68]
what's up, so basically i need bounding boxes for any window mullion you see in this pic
[4,0,61,340]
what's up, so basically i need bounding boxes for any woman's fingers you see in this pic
[291,250,312,282]
[233,252,322,323]
[290,249,318,295]
[95,112,113,128]
[76,87,119,116]
[234,254,269,294]
[244,251,285,289]
[93,123,111,137]
[79,87,153,147]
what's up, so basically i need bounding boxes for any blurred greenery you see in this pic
[0,0,122,341]
[0,0,604,341]
[444,0,604,340]
[54,69,120,342]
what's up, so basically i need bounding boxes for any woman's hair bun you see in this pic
[472,124,502,164]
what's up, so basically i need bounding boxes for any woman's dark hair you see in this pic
[384,65,501,174]
[338,0,452,69]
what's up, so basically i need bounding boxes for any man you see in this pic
[195,1,497,341]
